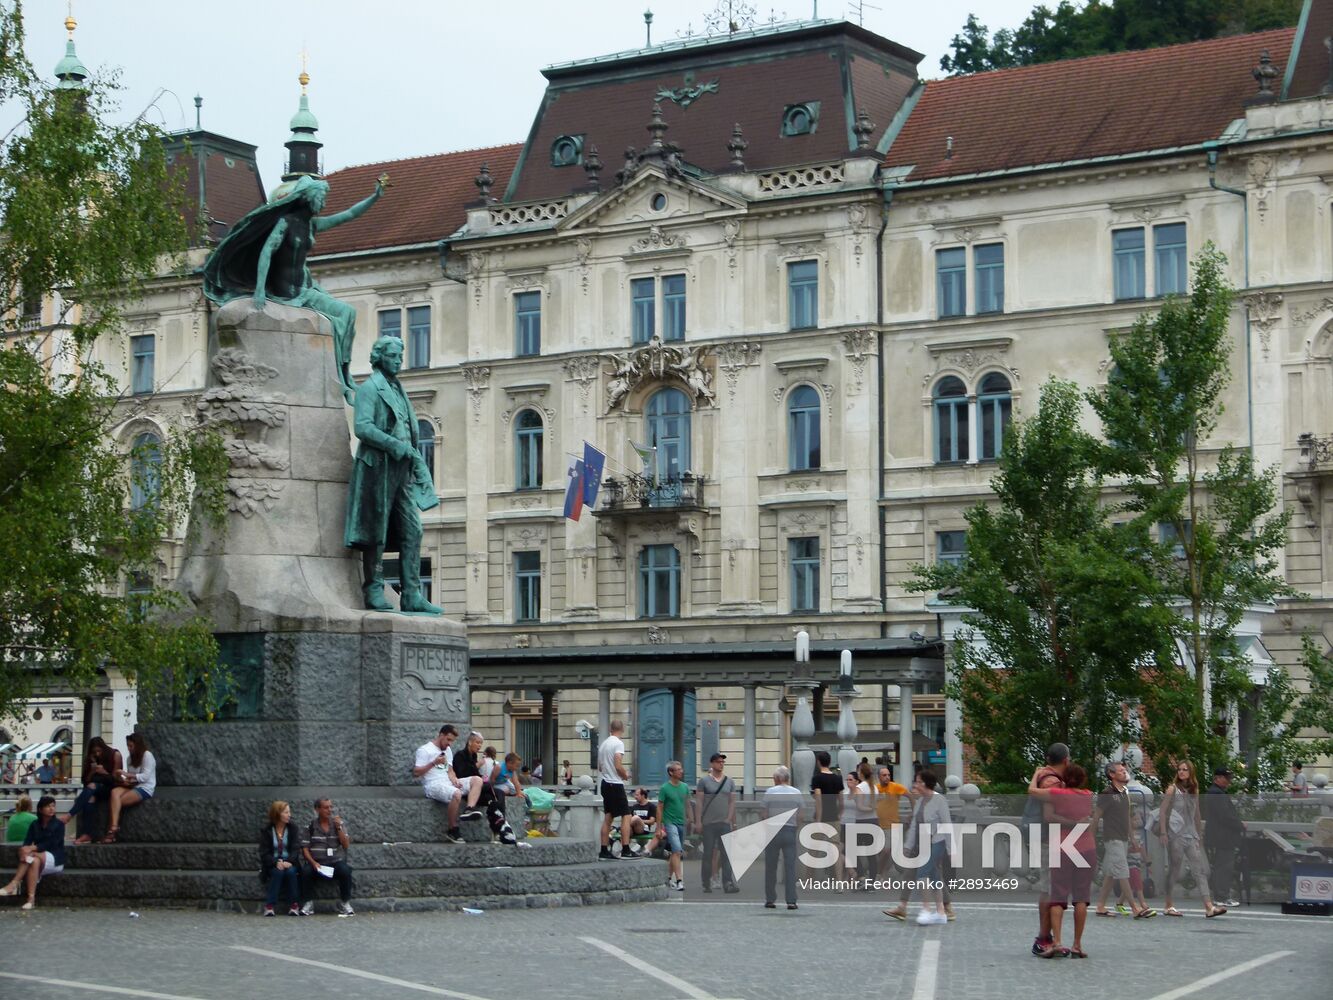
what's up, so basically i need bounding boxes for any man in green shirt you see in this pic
[656,761,690,892]
[5,796,37,844]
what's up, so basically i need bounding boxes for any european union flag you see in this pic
[582,443,606,508]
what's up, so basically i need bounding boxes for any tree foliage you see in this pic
[941,0,1304,75]
[909,380,1170,785]
[0,1,227,723]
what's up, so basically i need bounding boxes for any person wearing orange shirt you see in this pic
[874,763,910,878]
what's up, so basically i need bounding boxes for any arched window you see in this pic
[933,377,968,464]
[787,385,821,471]
[417,419,436,482]
[977,373,1012,461]
[646,389,691,481]
[514,410,543,490]
[130,432,161,510]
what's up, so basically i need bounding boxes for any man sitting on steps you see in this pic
[412,724,466,844]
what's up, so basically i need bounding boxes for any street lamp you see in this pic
[789,630,817,791]
[835,649,860,776]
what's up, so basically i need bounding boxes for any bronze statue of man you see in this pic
[344,336,441,614]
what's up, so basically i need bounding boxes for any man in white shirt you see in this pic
[763,765,804,910]
[597,721,637,861]
[411,724,464,844]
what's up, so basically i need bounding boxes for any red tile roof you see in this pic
[1284,1,1333,100]
[884,28,1297,183]
[313,144,522,257]
[163,132,266,245]
[508,22,920,202]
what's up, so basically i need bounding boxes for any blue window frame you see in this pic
[787,385,821,471]
[790,536,820,612]
[515,291,541,357]
[631,278,655,344]
[1154,223,1186,296]
[638,544,681,619]
[417,419,435,482]
[788,260,818,330]
[933,376,968,463]
[378,309,402,340]
[936,248,966,318]
[977,372,1012,461]
[662,274,686,342]
[406,306,430,369]
[1113,228,1146,300]
[937,530,967,567]
[514,409,543,490]
[974,244,1004,314]
[515,551,541,623]
[130,432,161,510]
[130,335,154,395]
[646,388,690,481]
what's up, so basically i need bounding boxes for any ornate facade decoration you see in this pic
[646,625,668,644]
[722,218,741,275]
[461,364,491,423]
[467,251,486,305]
[195,348,289,516]
[629,225,688,254]
[847,202,870,267]
[841,329,877,393]
[1243,290,1283,359]
[1292,296,1333,327]
[655,78,719,109]
[715,341,762,400]
[575,237,593,294]
[562,354,602,410]
[603,337,715,411]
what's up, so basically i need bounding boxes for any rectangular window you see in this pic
[131,335,155,395]
[787,260,819,330]
[1159,520,1193,560]
[406,306,430,369]
[638,544,681,619]
[631,278,655,344]
[515,291,541,357]
[514,551,541,623]
[790,536,820,612]
[1154,223,1186,296]
[377,309,402,340]
[662,274,686,342]
[937,530,967,567]
[936,247,966,318]
[1113,228,1146,301]
[974,244,1004,314]
[384,558,433,603]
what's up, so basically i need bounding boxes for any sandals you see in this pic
[0,884,18,897]
[73,835,93,845]
[1134,908,1157,919]
[1038,944,1067,959]
[1163,906,1184,917]
[1205,905,1227,918]
[98,827,119,844]
[1094,909,1117,917]
[1069,948,1088,959]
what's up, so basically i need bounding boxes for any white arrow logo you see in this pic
[720,809,797,880]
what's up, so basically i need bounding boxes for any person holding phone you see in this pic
[300,798,354,916]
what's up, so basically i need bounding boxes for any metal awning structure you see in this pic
[469,637,946,691]
[0,744,15,755]
[15,741,68,760]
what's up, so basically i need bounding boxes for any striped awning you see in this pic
[0,743,15,755]
[15,741,68,760]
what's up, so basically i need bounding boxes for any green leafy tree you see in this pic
[910,380,1170,784]
[1246,634,1333,789]
[1089,246,1292,779]
[0,1,227,724]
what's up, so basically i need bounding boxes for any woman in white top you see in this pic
[102,732,156,843]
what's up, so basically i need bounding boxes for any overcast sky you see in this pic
[23,0,1038,186]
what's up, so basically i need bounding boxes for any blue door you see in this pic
[635,688,696,785]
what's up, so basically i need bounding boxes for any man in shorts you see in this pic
[411,724,464,843]
[657,761,689,890]
[1093,761,1150,917]
[597,721,637,861]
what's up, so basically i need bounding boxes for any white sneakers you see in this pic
[300,901,316,916]
[915,911,948,925]
[666,876,685,891]
[337,901,355,916]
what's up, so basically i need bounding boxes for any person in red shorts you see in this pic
[1028,763,1095,958]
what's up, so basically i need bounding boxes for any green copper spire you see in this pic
[54,13,88,91]
[283,64,323,181]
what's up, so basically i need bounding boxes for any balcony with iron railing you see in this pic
[1297,432,1333,472]
[593,471,706,516]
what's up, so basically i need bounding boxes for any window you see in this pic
[131,335,154,395]
[377,309,402,340]
[646,389,691,481]
[515,551,541,622]
[933,376,968,463]
[129,432,161,510]
[406,306,430,369]
[977,372,1012,461]
[515,291,541,357]
[385,558,433,602]
[936,248,966,318]
[787,385,821,471]
[781,102,820,136]
[514,409,543,490]
[937,530,967,567]
[974,244,1004,314]
[551,134,583,167]
[1154,223,1186,296]
[1113,228,1146,300]
[1159,520,1193,560]
[631,274,686,344]
[638,544,681,619]
[790,537,820,612]
[126,571,153,623]
[788,260,818,330]
[417,419,435,481]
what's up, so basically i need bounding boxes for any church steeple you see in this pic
[53,8,89,92]
[283,59,322,181]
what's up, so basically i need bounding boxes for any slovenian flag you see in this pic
[582,443,606,508]
[564,459,586,521]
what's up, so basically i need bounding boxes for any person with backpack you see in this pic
[1159,759,1226,918]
